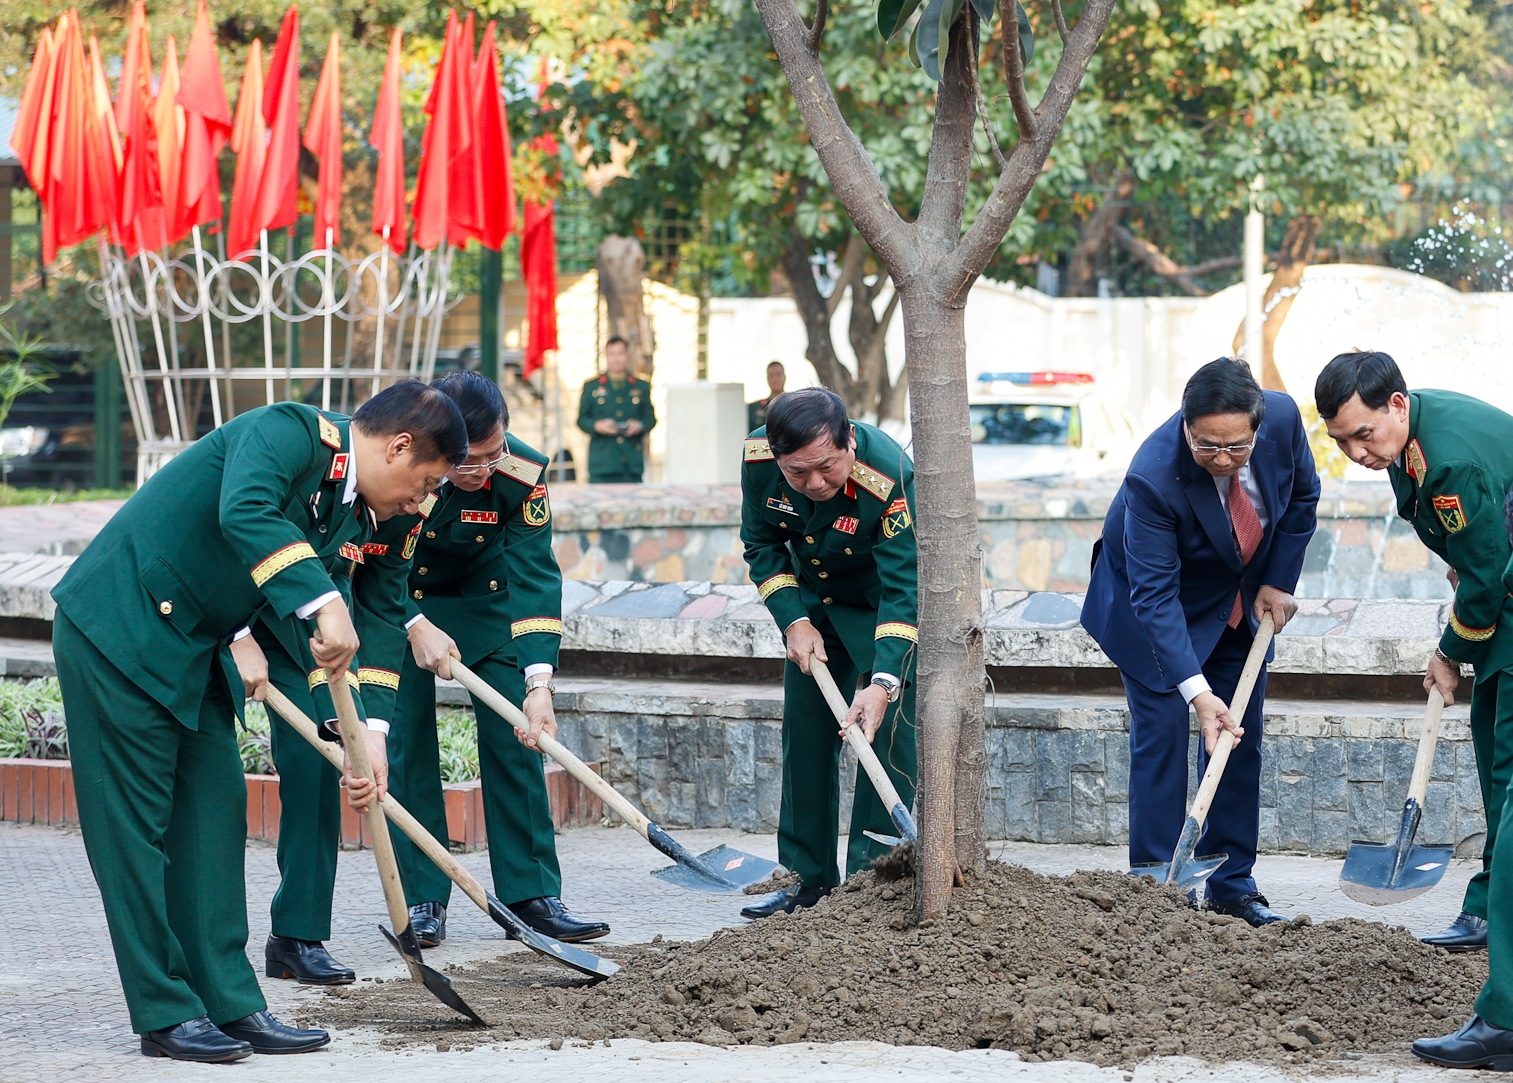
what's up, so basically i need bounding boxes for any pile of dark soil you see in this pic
[309,862,1487,1067]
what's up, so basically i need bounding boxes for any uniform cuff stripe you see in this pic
[758,574,799,600]
[1450,611,1496,642]
[875,622,919,642]
[357,668,401,690]
[251,543,319,587]
[511,617,564,637]
[307,668,361,690]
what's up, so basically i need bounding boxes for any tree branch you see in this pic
[997,0,1036,142]
[753,0,914,274]
[944,0,1117,298]
[779,226,855,397]
[916,13,979,247]
[1112,226,1207,296]
[972,21,1010,171]
[808,0,828,52]
[827,233,868,320]
[1050,0,1071,43]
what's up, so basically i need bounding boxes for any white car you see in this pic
[968,372,1137,482]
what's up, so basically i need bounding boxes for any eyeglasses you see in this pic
[1185,425,1256,458]
[452,454,506,475]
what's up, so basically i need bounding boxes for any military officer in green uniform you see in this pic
[1316,352,1513,1070]
[51,383,467,1061]
[577,335,656,482]
[737,388,919,920]
[747,361,787,433]
[388,371,610,945]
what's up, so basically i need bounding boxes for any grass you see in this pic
[0,487,133,506]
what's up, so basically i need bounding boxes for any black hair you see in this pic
[606,335,628,350]
[1181,358,1265,430]
[766,387,849,457]
[767,360,785,369]
[1313,351,1408,420]
[432,370,509,444]
[352,380,468,465]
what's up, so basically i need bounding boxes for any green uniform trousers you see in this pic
[587,463,643,484]
[1461,669,1513,920]
[780,604,917,888]
[54,612,266,1034]
[260,632,345,943]
[387,649,561,907]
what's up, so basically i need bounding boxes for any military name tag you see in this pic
[339,542,365,564]
[460,510,499,524]
[767,496,797,515]
[833,516,859,534]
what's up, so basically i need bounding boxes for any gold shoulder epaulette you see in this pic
[318,415,342,450]
[1405,439,1427,486]
[496,454,544,487]
[417,493,438,519]
[849,459,894,502]
[744,438,774,462]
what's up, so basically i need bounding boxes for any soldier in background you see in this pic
[748,361,788,433]
[577,336,656,483]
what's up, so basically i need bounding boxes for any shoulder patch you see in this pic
[318,415,342,450]
[1433,493,1467,533]
[417,493,438,519]
[849,460,895,502]
[1406,439,1427,485]
[496,454,544,487]
[523,483,551,526]
[744,438,774,462]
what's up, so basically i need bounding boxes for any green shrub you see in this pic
[0,678,67,760]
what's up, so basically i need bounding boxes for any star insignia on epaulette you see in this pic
[318,415,342,450]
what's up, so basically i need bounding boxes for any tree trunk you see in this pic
[1064,170,1133,297]
[1230,215,1320,392]
[846,251,904,422]
[778,227,856,402]
[597,235,655,374]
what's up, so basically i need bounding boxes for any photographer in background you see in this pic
[577,336,656,483]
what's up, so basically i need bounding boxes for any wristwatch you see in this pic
[870,675,902,703]
[525,676,556,697]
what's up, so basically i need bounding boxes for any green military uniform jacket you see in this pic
[577,373,656,482]
[740,422,919,677]
[53,403,400,727]
[1389,390,1513,676]
[748,394,778,434]
[404,434,562,668]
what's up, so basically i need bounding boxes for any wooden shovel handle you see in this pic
[326,677,414,942]
[1407,685,1446,805]
[810,658,909,816]
[1187,613,1275,827]
[264,686,493,916]
[448,660,655,837]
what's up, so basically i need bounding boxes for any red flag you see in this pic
[253,6,301,239]
[469,22,515,250]
[176,0,233,236]
[114,1,166,256]
[13,28,59,194]
[412,12,471,251]
[445,12,481,248]
[46,13,115,261]
[303,32,342,247]
[154,36,188,244]
[520,199,558,377]
[369,28,406,253]
[226,38,267,259]
[88,35,123,174]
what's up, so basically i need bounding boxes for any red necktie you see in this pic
[1227,472,1263,629]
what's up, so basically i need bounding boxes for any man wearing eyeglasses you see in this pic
[1081,358,1319,927]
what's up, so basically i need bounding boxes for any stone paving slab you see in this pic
[0,819,1483,1083]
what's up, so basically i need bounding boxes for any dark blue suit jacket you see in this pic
[1080,391,1319,693]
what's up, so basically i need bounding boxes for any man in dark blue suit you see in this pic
[1081,358,1319,926]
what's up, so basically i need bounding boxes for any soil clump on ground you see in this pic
[308,861,1486,1068]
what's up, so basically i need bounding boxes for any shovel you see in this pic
[1131,612,1274,892]
[265,686,619,982]
[1339,686,1453,905]
[809,658,918,848]
[322,676,488,1024]
[448,661,778,894]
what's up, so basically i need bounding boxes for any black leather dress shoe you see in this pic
[1422,911,1489,951]
[1209,892,1288,927]
[408,902,447,948]
[219,1011,330,1055]
[1414,1015,1513,1069]
[740,883,832,920]
[508,896,611,942]
[140,1016,253,1062]
[264,935,356,985]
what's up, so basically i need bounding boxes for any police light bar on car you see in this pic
[976,372,1095,386]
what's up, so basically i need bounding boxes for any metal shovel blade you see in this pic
[864,830,906,847]
[1129,852,1229,893]
[379,924,488,1025]
[481,893,620,980]
[1339,841,1454,905]
[651,844,779,893]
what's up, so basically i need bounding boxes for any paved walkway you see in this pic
[0,820,1485,1082]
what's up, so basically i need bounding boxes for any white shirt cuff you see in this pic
[872,672,900,689]
[404,613,426,630]
[784,616,812,632]
[1178,675,1212,704]
[524,664,554,679]
[296,591,342,621]
[232,626,252,642]
[365,718,390,735]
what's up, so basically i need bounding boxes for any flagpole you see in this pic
[96,238,151,457]
[338,251,355,412]
[423,241,451,383]
[259,228,275,405]
[216,228,236,420]
[109,242,161,449]
[190,224,224,427]
[407,247,429,377]
[138,250,183,441]
[371,226,390,396]
[320,225,333,410]
[159,245,190,438]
